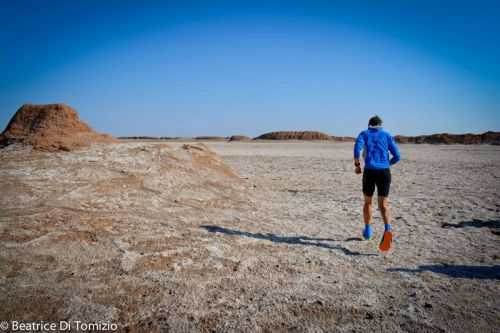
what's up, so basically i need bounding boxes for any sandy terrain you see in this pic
[1,141,499,332]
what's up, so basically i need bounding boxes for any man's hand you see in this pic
[354,159,362,174]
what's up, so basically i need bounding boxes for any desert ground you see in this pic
[1,141,499,332]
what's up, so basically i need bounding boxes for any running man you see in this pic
[353,116,401,251]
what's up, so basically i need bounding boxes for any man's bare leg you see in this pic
[363,195,373,240]
[363,195,373,225]
[378,196,390,225]
[378,196,393,251]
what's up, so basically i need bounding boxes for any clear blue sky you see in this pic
[1,0,499,137]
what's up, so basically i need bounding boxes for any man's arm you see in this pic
[353,132,364,172]
[388,135,401,165]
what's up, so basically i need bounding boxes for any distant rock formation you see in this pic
[0,104,118,151]
[331,136,355,142]
[118,136,181,140]
[195,136,227,141]
[255,131,332,141]
[229,135,251,141]
[395,132,500,145]
[119,136,160,140]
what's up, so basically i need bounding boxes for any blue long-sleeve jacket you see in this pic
[354,128,400,170]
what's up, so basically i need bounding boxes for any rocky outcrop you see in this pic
[229,135,252,142]
[0,141,245,326]
[395,132,500,145]
[195,136,227,141]
[0,103,118,151]
[331,136,355,142]
[255,131,332,141]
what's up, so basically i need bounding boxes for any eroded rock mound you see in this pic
[255,131,332,141]
[195,136,226,141]
[395,131,500,145]
[0,141,247,324]
[0,103,118,151]
[331,136,355,142]
[229,135,251,141]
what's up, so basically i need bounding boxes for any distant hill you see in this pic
[229,135,252,141]
[118,131,500,145]
[195,136,227,141]
[118,136,177,140]
[331,136,355,142]
[395,131,500,145]
[255,131,332,140]
[1,103,117,151]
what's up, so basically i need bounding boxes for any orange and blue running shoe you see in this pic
[379,224,393,252]
[363,224,373,240]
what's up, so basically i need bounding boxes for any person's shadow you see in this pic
[388,264,500,280]
[442,219,500,236]
[200,225,376,257]
[441,219,500,229]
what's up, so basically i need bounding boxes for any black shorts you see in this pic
[362,168,391,197]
